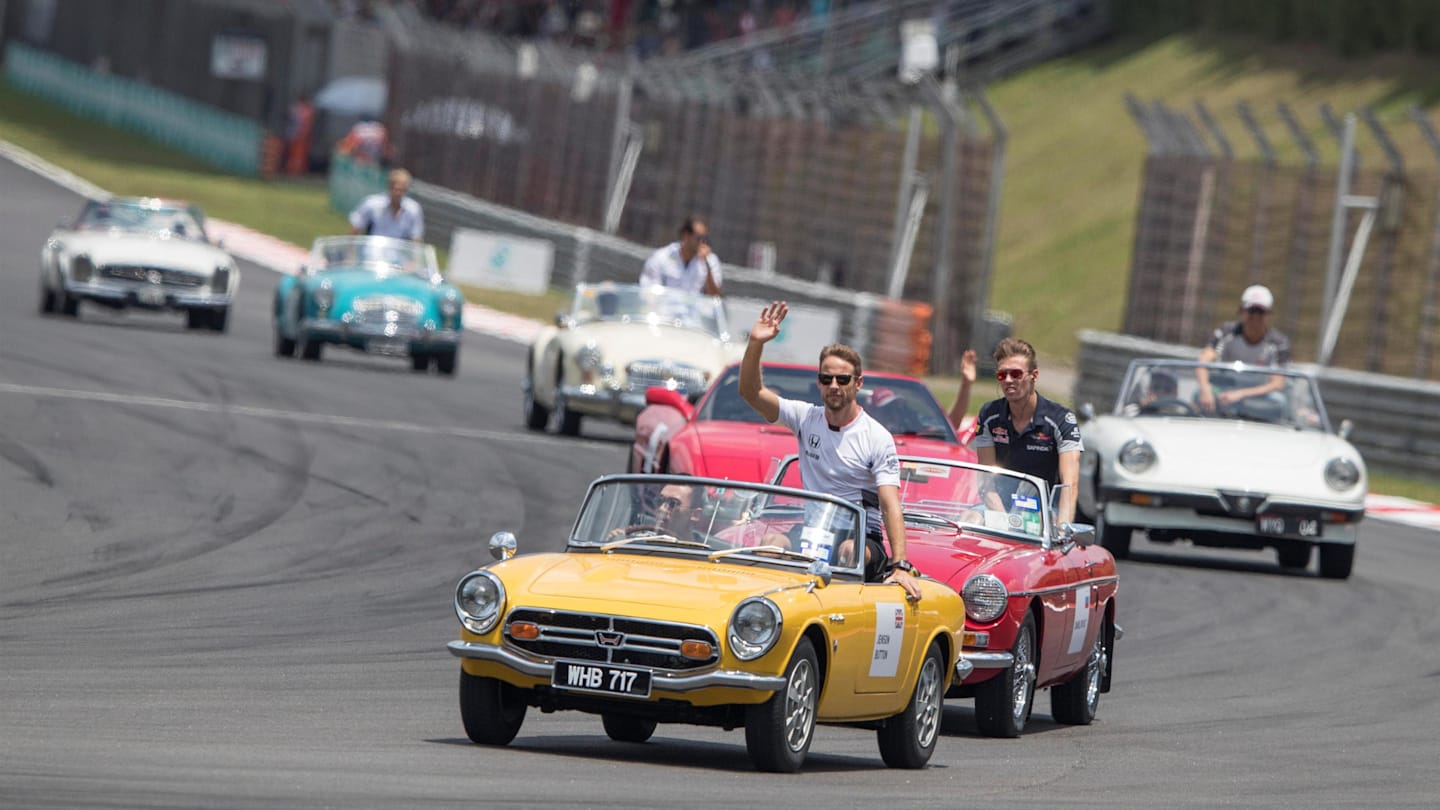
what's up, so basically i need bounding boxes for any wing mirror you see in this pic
[489,531,517,561]
[554,310,569,328]
[1079,402,1096,422]
[807,560,832,589]
[1057,522,1095,548]
[1338,418,1354,440]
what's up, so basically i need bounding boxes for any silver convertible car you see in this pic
[1077,359,1366,579]
[39,197,239,331]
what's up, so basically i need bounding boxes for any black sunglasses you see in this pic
[1245,306,1270,315]
[818,373,855,386]
[656,495,685,510]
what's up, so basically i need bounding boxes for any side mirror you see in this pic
[298,263,312,277]
[645,386,696,419]
[554,310,568,327]
[1058,522,1095,548]
[489,531,517,561]
[807,560,832,588]
[1338,418,1354,440]
[1079,402,1096,422]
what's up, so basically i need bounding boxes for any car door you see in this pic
[812,579,922,716]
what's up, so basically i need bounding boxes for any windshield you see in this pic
[772,457,1048,540]
[697,365,958,441]
[76,198,207,241]
[1116,360,1329,431]
[310,235,440,279]
[570,475,866,576]
[571,283,731,339]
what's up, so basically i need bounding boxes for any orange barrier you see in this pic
[869,299,933,376]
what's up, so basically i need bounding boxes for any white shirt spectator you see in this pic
[641,241,722,294]
[349,194,424,241]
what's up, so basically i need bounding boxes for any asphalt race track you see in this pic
[1,157,1438,808]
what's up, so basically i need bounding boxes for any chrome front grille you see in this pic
[352,308,421,331]
[505,608,719,670]
[99,265,205,287]
[626,360,707,396]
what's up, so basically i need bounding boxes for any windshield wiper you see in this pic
[709,545,816,564]
[903,510,962,530]
[602,532,710,552]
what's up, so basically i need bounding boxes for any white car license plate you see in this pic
[1256,514,1322,538]
[137,286,166,306]
[552,661,652,699]
[368,337,408,355]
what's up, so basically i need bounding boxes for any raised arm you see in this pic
[739,301,787,423]
[947,349,977,430]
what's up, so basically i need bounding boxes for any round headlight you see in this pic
[1324,457,1360,491]
[962,574,1009,624]
[1118,438,1157,473]
[314,281,335,313]
[439,292,460,318]
[728,597,782,661]
[575,341,603,371]
[454,571,506,634]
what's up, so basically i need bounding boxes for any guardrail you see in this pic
[1074,329,1440,479]
[326,154,933,370]
[3,43,264,176]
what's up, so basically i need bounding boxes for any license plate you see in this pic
[137,286,165,306]
[368,337,408,355]
[552,661,652,699]
[1256,514,1322,538]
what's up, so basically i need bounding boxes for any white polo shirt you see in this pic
[774,398,901,536]
[349,194,424,241]
[640,242,722,293]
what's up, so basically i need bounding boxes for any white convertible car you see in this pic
[39,197,239,331]
[1078,359,1366,579]
[524,283,743,436]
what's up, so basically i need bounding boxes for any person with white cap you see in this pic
[1195,284,1291,414]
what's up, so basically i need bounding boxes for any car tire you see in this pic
[40,282,56,314]
[459,671,527,746]
[1318,543,1355,579]
[745,637,818,773]
[185,309,207,330]
[435,351,458,376]
[1095,506,1132,560]
[410,352,430,372]
[876,640,944,769]
[59,290,79,317]
[601,714,657,743]
[554,393,582,436]
[1051,614,1108,725]
[1277,543,1311,570]
[975,611,1036,738]
[274,329,297,357]
[523,377,549,431]
[299,336,323,361]
[209,308,228,333]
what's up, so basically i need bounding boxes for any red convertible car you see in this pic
[775,455,1120,738]
[629,362,977,481]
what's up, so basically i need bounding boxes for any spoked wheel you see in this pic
[601,714,657,743]
[459,671,527,746]
[975,612,1036,738]
[877,640,944,768]
[1051,614,1109,725]
[745,637,818,773]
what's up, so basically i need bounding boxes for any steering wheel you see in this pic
[1140,398,1197,417]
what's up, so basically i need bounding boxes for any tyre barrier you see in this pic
[869,300,933,376]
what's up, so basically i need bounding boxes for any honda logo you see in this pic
[595,630,625,647]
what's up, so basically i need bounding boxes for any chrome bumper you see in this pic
[65,279,232,309]
[299,318,461,347]
[447,640,786,693]
[559,383,646,423]
[960,651,1014,672]
[1105,502,1359,544]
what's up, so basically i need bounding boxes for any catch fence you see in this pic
[1126,95,1440,381]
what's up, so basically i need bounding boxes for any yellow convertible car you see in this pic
[448,473,967,772]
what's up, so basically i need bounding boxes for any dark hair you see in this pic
[678,217,706,236]
[1149,371,1178,396]
[993,337,1037,371]
[819,343,863,377]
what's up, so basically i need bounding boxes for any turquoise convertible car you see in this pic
[273,236,465,375]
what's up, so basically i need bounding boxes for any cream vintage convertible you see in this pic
[523,283,743,435]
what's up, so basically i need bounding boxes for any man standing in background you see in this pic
[641,217,723,296]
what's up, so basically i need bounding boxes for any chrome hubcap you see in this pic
[914,656,942,748]
[784,659,817,752]
[1012,629,1036,725]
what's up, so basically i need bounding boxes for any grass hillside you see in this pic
[987,32,1440,366]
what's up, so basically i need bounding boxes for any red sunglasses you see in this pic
[996,368,1030,382]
